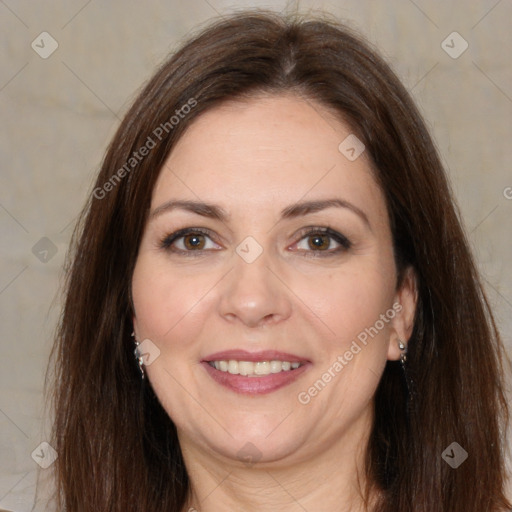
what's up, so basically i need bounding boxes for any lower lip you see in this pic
[201,361,310,395]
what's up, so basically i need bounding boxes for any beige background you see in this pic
[0,1,511,510]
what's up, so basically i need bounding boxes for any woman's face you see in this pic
[132,94,415,467]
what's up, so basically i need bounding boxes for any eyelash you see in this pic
[159,226,352,258]
[292,227,352,257]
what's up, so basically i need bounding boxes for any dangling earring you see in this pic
[131,331,145,379]
[398,339,414,404]
[398,339,407,366]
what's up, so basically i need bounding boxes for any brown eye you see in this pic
[160,228,222,254]
[307,233,331,251]
[183,233,206,250]
[292,227,352,256]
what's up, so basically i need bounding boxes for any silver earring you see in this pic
[398,340,407,365]
[131,331,145,379]
[398,339,415,404]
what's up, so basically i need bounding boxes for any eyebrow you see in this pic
[149,198,371,229]
[281,199,370,228]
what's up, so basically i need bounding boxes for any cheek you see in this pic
[308,270,395,392]
[131,255,210,342]
[299,262,395,345]
[289,268,395,428]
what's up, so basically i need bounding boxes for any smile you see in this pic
[201,350,310,394]
[207,360,303,376]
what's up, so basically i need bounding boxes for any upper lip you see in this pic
[202,349,309,363]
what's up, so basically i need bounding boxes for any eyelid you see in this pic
[290,226,352,253]
[159,225,352,256]
[159,227,222,254]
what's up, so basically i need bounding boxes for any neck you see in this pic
[179,406,379,512]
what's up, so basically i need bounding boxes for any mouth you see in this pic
[201,350,310,395]
[207,359,303,376]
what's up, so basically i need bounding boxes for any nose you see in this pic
[217,249,293,328]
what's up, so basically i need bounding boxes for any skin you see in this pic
[131,93,417,512]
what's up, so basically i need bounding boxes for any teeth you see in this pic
[228,360,238,374]
[270,360,283,373]
[208,360,303,376]
[238,361,253,376]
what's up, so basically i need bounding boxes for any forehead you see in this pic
[151,94,385,219]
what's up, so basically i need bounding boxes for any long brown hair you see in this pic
[46,10,511,511]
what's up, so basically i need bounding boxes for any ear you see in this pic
[387,266,418,361]
[131,302,139,339]
[130,286,138,337]
[132,315,139,340]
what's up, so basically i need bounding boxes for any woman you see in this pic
[43,9,511,512]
